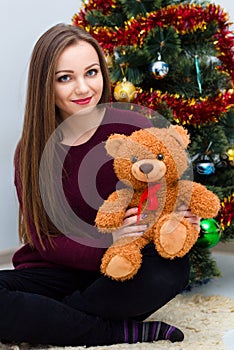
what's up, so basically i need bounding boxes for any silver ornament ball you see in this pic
[149,60,169,79]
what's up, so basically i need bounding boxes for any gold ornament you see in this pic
[113,78,137,102]
[105,53,114,69]
[227,146,234,166]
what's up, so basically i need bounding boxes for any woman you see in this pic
[0,23,200,347]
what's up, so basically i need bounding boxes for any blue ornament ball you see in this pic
[196,160,215,175]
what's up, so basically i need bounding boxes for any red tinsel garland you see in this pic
[134,88,234,124]
[73,3,232,50]
[214,28,234,81]
[73,3,234,74]
[76,0,117,17]
[114,4,231,46]
[73,2,234,125]
[217,193,234,230]
[73,0,118,35]
[73,3,234,75]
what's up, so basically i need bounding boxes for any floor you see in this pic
[188,251,234,350]
[0,250,234,349]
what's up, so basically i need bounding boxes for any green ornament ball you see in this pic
[196,218,221,248]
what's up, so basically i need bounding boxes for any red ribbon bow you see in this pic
[137,183,161,223]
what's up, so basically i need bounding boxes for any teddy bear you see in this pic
[95,125,220,281]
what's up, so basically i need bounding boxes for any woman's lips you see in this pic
[72,97,92,105]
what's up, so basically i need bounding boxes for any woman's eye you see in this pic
[86,69,98,77]
[57,75,71,82]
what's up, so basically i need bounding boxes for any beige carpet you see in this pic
[1,294,234,350]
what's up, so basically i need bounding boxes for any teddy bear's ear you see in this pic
[105,134,127,157]
[169,125,190,148]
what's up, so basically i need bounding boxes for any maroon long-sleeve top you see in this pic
[13,107,152,271]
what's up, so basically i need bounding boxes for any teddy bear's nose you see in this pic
[139,163,153,174]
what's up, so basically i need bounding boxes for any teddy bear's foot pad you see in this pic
[159,218,187,257]
[105,255,136,280]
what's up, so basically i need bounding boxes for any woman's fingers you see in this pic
[122,213,147,227]
[122,207,147,226]
[112,207,148,242]
[112,223,148,242]
[120,224,148,235]
[123,207,138,218]
[177,204,201,231]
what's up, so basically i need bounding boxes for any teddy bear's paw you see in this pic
[95,210,126,232]
[103,255,139,281]
[154,215,191,258]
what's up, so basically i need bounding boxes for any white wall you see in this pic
[0,0,233,252]
[0,0,81,251]
[213,1,234,28]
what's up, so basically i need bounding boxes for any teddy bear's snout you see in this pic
[139,163,153,174]
[131,159,166,183]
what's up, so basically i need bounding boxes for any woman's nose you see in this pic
[74,78,89,94]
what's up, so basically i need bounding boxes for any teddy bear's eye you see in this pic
[131,156,138,163]
[157,154,164,160]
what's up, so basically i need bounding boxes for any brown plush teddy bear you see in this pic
[95,125,220,281]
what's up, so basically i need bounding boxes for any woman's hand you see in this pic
[112,207,148,243]
[177,204,201,232]
[112,205,201,243]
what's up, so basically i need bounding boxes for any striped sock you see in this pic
[124,320,184,343]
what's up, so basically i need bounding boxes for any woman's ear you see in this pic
[105,134,127,157]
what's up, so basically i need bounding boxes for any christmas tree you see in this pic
[72,0,234,286]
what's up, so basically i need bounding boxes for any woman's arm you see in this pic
[29,227,106,271]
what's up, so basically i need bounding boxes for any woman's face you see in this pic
[54,41,104,120]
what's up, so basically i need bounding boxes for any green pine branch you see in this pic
[189,245,221,286]
[119,0,162,18]
[85,9,126,27]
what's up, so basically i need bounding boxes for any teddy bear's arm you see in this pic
[95,188,134,232]
[178,180,220,218]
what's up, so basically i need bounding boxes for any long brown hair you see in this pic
[16,23,111,247]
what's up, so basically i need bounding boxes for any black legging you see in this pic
[0,244,190,346]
